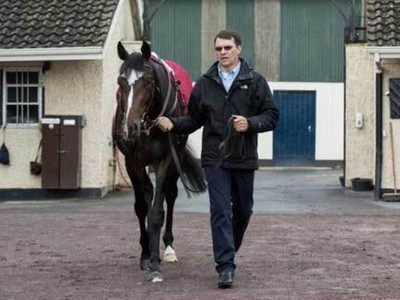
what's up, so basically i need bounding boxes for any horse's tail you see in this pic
[181,145,207,196]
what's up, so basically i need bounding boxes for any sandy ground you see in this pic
[1,169,400,299]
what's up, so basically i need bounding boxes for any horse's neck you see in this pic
[151,61,179,116]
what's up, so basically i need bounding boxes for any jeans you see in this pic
[204,166,254,273]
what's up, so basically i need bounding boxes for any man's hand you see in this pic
[156,117,174,132]
[232,114,249,132]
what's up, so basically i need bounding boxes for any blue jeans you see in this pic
[204,166,254,273]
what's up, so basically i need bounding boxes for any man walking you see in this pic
[157,30,279,288]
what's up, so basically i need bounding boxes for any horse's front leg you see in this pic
[163,171,179,263]
[146,161,169,282]
[137,169,154,270]
[126,162,152,271]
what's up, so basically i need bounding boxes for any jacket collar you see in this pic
[205,58,254,84]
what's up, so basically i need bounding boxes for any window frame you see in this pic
[2,68,43,128]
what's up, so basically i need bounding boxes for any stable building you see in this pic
[0,0,140,199]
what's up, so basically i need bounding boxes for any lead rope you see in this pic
[143,60,198,195]
[141,62,178,135]
[160,68,203,195]
[114,143,133,190]
[218,116,237,159]
[167,131,204,196]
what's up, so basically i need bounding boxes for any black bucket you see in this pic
[351,178,373,191]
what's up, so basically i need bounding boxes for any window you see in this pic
[2,69,43,126]
[389,78,400,119]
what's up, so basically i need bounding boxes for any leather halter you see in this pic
[137,59,179,136]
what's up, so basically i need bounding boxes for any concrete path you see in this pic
[2,168,397,214]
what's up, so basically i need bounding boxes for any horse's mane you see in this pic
[119,52,145,75]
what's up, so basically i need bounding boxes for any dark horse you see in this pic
[113,41,207,282]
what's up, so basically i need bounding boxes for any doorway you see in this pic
[273,90,316,166]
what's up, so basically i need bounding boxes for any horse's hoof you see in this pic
[147,271,163,282]
[140,259,149,271]
[163,245,178,263]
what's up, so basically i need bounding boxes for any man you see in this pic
[157,30,279,288]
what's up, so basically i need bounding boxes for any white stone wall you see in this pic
[255,0,280,81]
[100,0,138,191]
[345,44,375,187]
[45,60,103,189]
[345,44,400,191]
[0,128,42,188]
[0,62,43,188]
[201,0,226,74]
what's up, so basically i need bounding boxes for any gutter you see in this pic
[367,46,400,59]
[0,47,103,62]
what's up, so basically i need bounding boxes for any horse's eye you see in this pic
[122,69,131,79]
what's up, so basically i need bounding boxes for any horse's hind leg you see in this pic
[163,174,179,263]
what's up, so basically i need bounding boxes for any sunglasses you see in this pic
[215,45,234,52]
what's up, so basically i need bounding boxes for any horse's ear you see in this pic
[117,41,129,61]
[141,41,151,60]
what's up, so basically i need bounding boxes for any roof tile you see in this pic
[367,0,400,46]
[0,0,119,49]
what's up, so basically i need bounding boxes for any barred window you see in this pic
[2,69,43,126]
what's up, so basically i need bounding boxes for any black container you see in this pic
[339,175,345,187]
[351,178,374,191]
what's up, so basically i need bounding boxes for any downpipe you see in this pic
[374,54,383,200]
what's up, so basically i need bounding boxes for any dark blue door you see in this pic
[273,90,316,166]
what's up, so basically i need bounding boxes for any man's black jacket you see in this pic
[171,59,279,169]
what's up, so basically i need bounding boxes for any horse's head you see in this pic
[117,41,156,139]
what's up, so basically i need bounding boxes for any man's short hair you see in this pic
[214,30,242,46]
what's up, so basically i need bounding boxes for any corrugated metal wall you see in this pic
[226,0,255,67]
[151,0,359,83]
[151,0,202,79]
[280,0,360,82]
[152,0,254,78]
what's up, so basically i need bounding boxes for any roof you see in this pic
[0,0,119,50]
[367,0,400,46]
